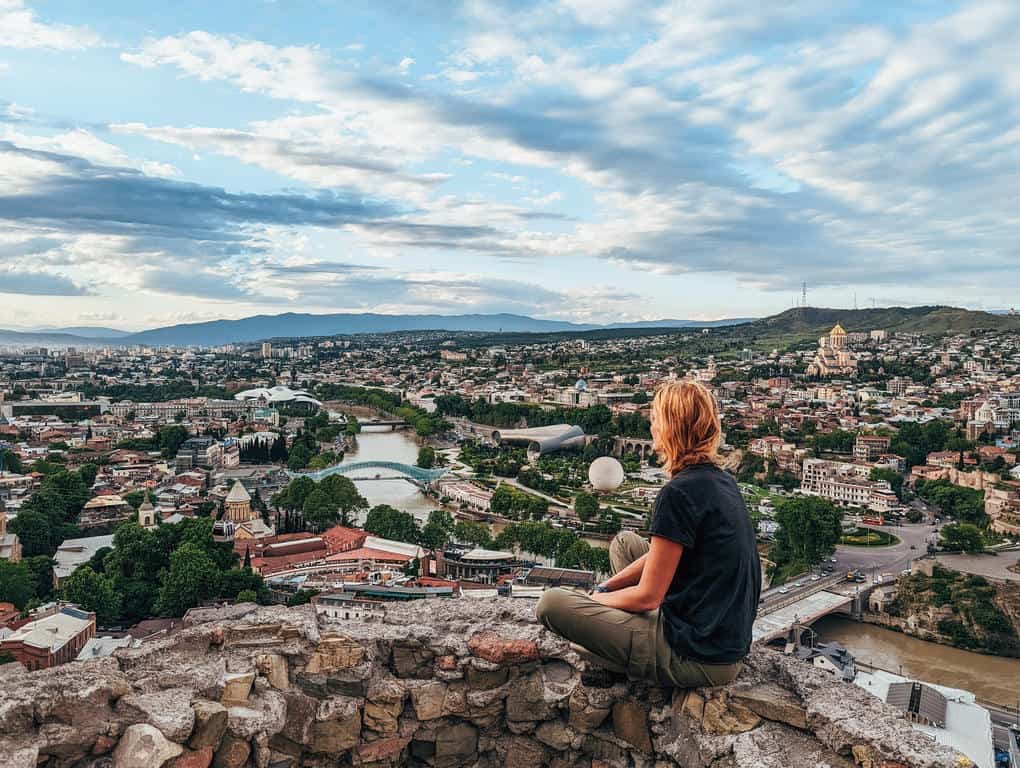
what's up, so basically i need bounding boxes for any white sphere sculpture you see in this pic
[588,456,625,492]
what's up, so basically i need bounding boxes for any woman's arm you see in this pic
[599,552,648,591]
[592,536,683,613]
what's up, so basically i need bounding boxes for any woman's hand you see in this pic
[588,536,684,613]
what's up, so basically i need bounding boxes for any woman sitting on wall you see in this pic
[536,380,761,687]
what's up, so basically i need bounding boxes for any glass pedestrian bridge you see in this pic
[291,460,449,485]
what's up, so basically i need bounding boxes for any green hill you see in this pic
[732,306,1020,340]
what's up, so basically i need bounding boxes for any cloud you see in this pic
[0,0,100,50]
[138,269,254,301]
[0,141,403,257]
[0,268,89,295]
[7,1,1020,319]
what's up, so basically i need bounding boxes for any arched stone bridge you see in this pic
[291,460,449,485]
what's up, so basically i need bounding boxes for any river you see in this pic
[340,427,439,524]
[812,615,1020,706]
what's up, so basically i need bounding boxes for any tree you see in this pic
[771,496,843,569]
[9,510,52,557]
[574,492,599,523]
[156,542,221,616]
[1,449,23,474]
[62,565,121,625]
[419,510,455,550]
[869,468,904,501]
[364,505,420,544]
[529,496,548,521]
[318,474,367,526]
[287,588,319,606]
[453,520,493,548]
[940,523,984,553]
[417,445,436,469]
[236,589,258,604]
[288,444,312,471]
[302,487,340,530]
[23,555,54,601]
[157,425,190,458]
[0,559,35,609]
[78,463,99,488]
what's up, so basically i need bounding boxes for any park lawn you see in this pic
[840,527,900,547]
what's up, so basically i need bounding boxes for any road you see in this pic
[936,551,1020,583]
[834,522,940,579]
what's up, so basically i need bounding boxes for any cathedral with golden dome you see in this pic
[807,323,858,377]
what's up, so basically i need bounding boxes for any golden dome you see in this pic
[831,323,846,336]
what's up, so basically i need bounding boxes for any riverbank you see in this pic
[813,614,1020,705]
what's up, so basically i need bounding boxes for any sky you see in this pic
[0,0,1018,331]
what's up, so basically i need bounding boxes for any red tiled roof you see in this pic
[320,526,368,553]
[324,546,411,564]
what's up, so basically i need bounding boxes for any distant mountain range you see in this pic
[0,312,751,347]
[0,306,1015,348]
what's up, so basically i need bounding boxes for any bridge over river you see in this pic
[291,460,449,486]
[753,575,861,643]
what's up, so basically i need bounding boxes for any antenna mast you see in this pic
[801,282,807,308]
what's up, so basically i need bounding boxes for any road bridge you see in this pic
[358,418,410,430]
[753,575,861,643]
[292,460,448,486]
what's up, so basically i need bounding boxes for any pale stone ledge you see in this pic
[0,599,967,767]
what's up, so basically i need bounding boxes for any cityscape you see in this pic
[2,308,1020,766]
[2,1,1020,767]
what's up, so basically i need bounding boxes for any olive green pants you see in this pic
[535,531,743,687]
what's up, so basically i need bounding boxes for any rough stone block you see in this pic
[220,672,255,707]
[279,690,319,746]
[356,734,410,764]
[507,670,554,722]
[112,723,184,768]
[730,683,808,731]
[391,641,435,679]
[310,696,361,754]
[410,681,447,721]
[612,699,652,754]
[535,719,576,751]
[256,653,289,690]
[212,733,251,768]
[305,635,365,673]
[434,721,478,768]
[189,700,229,750]
[117,688,197,743]
[467,631,539,664]
[503,735,548,768]
[173,746,215,768]
[569,686,612,733]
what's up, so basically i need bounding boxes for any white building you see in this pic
[801,459,894,512]
[853,669,993,768]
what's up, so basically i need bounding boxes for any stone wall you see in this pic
[0,600,967,768]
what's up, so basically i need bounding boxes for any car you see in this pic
[909,544,916,549]
[778,587,789,594]
[810,575,820,581]
[793,582,803,588]
[830,557,838,563]
[901,569,912,575]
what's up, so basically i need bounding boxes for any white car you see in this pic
[778,587,789,594]
[793,582,803,588]
[810,575,820,581]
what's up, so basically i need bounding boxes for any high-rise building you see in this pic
[261,342,273,359]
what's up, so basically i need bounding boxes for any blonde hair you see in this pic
[652,380,721,475]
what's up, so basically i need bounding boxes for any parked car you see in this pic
[778,587,789,594]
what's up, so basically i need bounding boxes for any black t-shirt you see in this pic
[650,463,761,664]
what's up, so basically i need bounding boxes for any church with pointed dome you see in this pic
[807,323,858,377]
